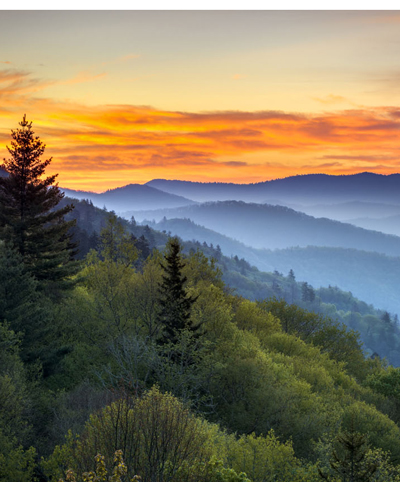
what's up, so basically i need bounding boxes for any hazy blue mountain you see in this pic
[125,200,400,256]
[147,217,267,267]
[297,201,400,222]
[264,246,400,318]
[146,217,400,316]
[147,172,400,205]
[0,167,7,177]
[61,184,196,212]
[347,214,400,237]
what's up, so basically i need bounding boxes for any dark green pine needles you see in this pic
[0,115,79,291]
[158,237,199,345]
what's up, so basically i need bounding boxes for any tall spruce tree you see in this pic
[319,424,378,481]
[158,237,199,345]
[0,116,78,290]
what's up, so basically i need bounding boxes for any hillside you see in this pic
[347,214,400,237]
[60,202,400,365]
[124,200,400,256]
[145,217,400,317]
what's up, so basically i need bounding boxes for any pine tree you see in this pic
[319,424,378,481]
[0,116,78,290]
[158,237,199,345]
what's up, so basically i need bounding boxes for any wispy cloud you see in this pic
[2,70,400,190]
[62,71,107,85]
[118,53,140,62]
[312,94,347,105]
[318,154,400,163]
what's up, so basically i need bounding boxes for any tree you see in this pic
[0,115,78,290]
[0,242,50,362]
[98,212,137,266]
[158,237,199,345]
[319,425,378,482]
[47,387,223,482]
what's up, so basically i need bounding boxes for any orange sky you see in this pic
[2,11,400,192]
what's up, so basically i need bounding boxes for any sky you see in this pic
[2,10,400,191]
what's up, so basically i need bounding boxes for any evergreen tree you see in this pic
[319,425,378,481]
[158,237,199,345]
[0,116,78,290]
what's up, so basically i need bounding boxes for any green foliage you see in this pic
[0,322,37,481]
[259,298,367,379]
[227,430,319,482]
[45,387,226,482]
[0,434,36,482]
[0,321,31,445]
[99,213,138,266]
[0,242,52,364]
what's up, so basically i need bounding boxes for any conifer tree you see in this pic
[319,424,378,481]
[158,237,199,345]
[0,116,78,290]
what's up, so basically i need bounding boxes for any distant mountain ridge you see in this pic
[61,183,196,212]
[297,201,400,222]
[146,172,400,205]
[124,200,400,257]
[146,216,400,316]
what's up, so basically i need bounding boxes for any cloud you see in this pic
[0,61,11,65]
[303,162,344,169]
[118,54,140,62]
[3,69,400,189]
[312,94,347,105]
[318,154,400,163]
[62,71,107,85]
[0,69,55,99]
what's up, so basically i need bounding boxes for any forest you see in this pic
[3,119,400,482]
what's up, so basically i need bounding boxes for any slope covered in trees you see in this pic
[142,216,400,317]
[58,202,400,366]
[4,209,400,480]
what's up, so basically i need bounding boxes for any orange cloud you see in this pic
[2,69,400,191]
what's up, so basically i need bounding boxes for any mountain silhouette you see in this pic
[146,172,400,205]
[61,183,196,212]
[127,200,400,256]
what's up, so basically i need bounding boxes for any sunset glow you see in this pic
[2,10,400,191]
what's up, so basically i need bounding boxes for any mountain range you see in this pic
[61,184,196,212]
[125,200,400,256]
[146,172,400,205]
